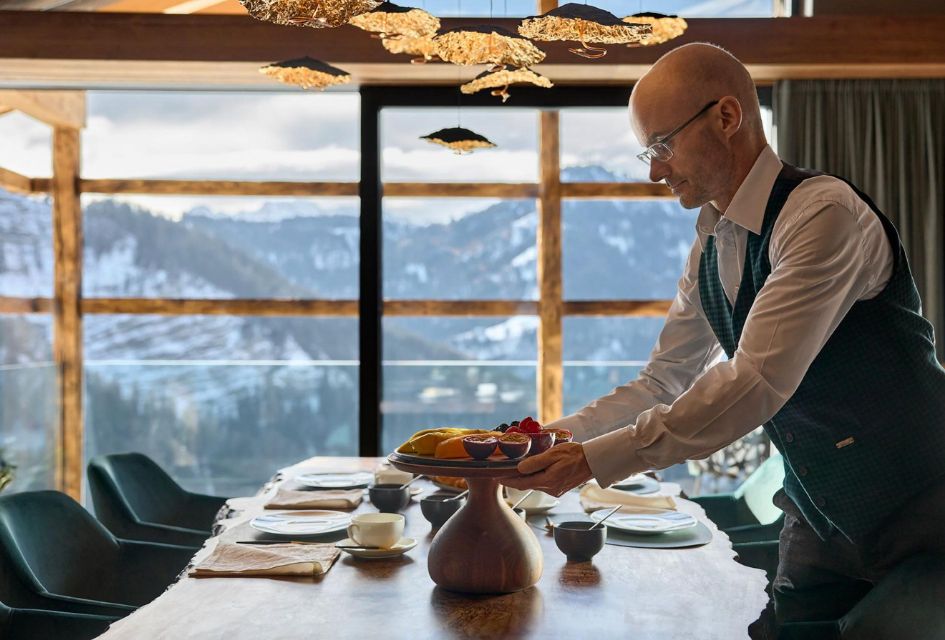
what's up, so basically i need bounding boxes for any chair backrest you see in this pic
[87,452,187,527]
[0,491,120,601]
[733,453,785,525]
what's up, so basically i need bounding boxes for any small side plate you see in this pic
[336,537,418,559]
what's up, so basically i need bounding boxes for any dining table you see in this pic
[95,456,769,640]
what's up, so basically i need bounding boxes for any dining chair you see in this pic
[87,452,227,547]
[0,599,118,640]
[0,490,196,617]
[691,452,786,543]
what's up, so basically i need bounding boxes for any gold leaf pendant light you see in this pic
[460,66,553,102]
[518,3,651,58]
[421,127,497,154]
[349,1,440,39]
[381,35,441,63]
[623,12,687,46]
[435,25,546,69]
[259,57,352,89]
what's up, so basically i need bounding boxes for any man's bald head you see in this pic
[630,42,764,143]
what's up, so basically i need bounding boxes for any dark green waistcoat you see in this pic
[698,163,945,542]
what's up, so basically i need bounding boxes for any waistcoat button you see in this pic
[784,432,795,443]
[798,466,808,477]
[815,496,826,507]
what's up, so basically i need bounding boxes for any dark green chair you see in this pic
[0,600,118,640]
[692,453,786,544]
[0,490,196,617]
[88,452,227,548]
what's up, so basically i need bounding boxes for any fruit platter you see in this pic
[388,417,561,594]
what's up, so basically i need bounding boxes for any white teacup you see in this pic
[347,513,405,549]
[505,487,555,510]
[375,467,414,486]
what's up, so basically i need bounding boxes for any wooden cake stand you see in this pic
[388,452,543,594]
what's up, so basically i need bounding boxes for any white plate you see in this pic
[505,497,559,514]
[335,537,417,559]
[612,473,647,489]
[250,510,351,536]
[295,472,374,489]
[590,508,697,535]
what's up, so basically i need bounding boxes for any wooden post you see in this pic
[537,111,562,424]
[52,126,83,499]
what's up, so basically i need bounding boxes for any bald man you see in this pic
[505,42,945,633]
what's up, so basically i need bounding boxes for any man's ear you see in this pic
[718,96,743,140]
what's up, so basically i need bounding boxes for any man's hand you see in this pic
[502,442,594,497]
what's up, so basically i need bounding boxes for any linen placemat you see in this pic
[264,488,363,510]
[190,542,340,578]
[580,481,677,513]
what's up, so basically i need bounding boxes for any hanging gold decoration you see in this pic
[421,127,496,154]
[460,66,553,103]
[381,34,440,63]
[518,3,651,59]
[623,13,687,46]
[435,25,546,69]
[349,2,440,38]
[259,57,352,90]
[240,0,379,28]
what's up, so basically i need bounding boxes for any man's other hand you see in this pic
[502,442,594,497]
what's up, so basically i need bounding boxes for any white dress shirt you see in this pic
[552,145,895,487]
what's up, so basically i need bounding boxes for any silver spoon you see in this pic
[591,505,622,530]
[398,475,424,490]
[445,489,469,502]
[510,489,534,511]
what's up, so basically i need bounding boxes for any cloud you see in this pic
[0,112,53,176]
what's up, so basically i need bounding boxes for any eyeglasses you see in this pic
[636,100,719,165]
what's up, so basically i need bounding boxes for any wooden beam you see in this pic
[51,126,82,501]
[0,90,85,129]
[0,105,12,117]
[82,298,358,316]
[537,111,562,424]
[0,166,32,194]
[383,183,539,199]
[561,182,672,199]
[383,300,538,316]
[564,300,672,317]
[77,178,358,196]
[0,297,54,313]
[0,14,943,86]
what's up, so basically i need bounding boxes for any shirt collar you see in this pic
[696,145,783,236]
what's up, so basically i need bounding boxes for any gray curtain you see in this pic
[774,79,945,361]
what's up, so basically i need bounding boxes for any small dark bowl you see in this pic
[420,493,464,528]
[498,434,531,459]
[369,483,411,513]
[553,521,606,562]
[528,431,555,456]
[462,435,498,460]
[546,428,573,445]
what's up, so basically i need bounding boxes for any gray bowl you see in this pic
[369,483,412,513]
[553,521,605,562]
[420,494,464,528]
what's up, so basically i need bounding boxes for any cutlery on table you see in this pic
[445,489,469,502]
[591,505,622,530]
[510,490,534,511]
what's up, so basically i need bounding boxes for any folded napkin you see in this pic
[264,488,363,510]
[580,481,677,513]
[190,542,340,578]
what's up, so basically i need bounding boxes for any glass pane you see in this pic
[84,91,359,181]
[84,315,358,497]
[0,190,53,297]
[82,195,359,299]
[382,316,537,453]
[382,108,538,182]
[0,315,57,494]
[0,112,52,177]
[384,198,536,300]
[562,105,774,182]
[592,0,775,17]
[563,199,695,300]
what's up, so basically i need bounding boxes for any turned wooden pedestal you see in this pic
[389,453,543,594]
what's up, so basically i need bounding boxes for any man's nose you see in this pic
[649,159,670,183]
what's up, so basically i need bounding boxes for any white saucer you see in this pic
[295,472,374,490]
[335,537,417,559]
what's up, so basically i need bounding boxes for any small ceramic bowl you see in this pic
[498,433,531,459]
[527,431,555,456]
[369,484,412,513]
[420,493,464,528]
[545,428,573,445]
[553,521,606,562]
[462,435,498,460]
